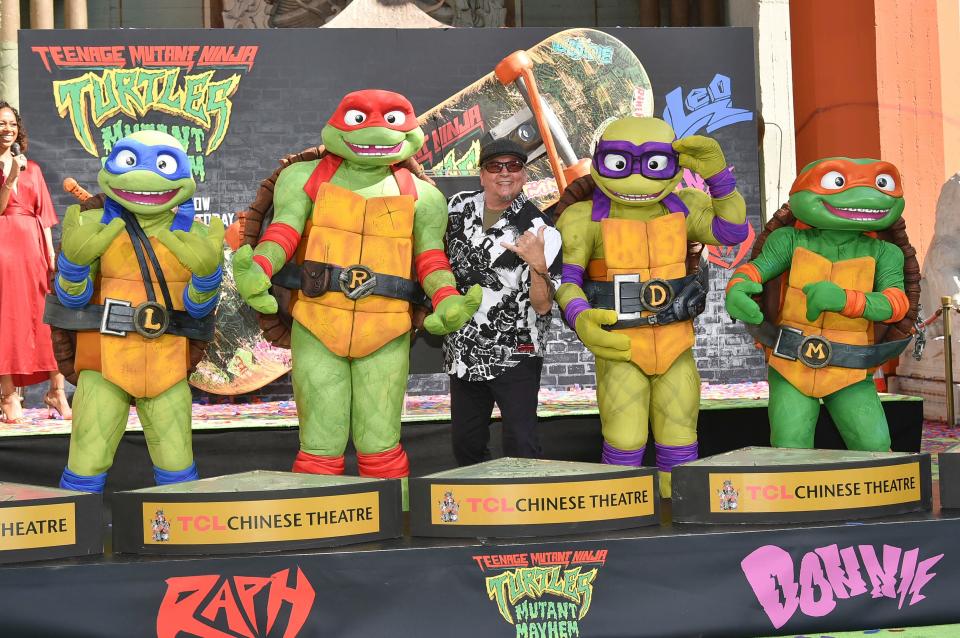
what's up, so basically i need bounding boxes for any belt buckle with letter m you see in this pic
[798,334,832,368]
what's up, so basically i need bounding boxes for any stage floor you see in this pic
[0,381,922,435]
[0,381,940,472]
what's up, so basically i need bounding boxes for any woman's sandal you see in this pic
[43,390,72,420]
[0,391,24,424]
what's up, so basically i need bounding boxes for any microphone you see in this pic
[9,142,25,171]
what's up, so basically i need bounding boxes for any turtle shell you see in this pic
[51,193,208,385]
[750,203,920,344]
[238,146,433,348]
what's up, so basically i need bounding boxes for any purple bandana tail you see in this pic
[601,441,646,467]
[591,187,612,221]
[655,442,699,473]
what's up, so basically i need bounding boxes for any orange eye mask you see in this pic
[790,159,903,198]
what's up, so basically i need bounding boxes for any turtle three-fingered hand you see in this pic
[423,284,482,336]
[60,204,126,267]
[156,216,225,277]
[673,135,727,179]
[802,281,847,322]
[575,309,632,362]
[725,279,764,325]
[233,244,278,314]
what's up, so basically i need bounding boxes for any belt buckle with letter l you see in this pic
[613,273,641,321]
[339,265,377,300]
[133,301,169,339]
[100,298,132,337]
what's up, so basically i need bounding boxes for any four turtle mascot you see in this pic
[554,116,748,497]
[233,90,480,496]
[725,158,913,451]
[47,131,222,492]
[35,96,914,509]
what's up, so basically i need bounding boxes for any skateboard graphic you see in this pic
[205,28,654,394]
[187,244,292,395]
[415,28,653,208]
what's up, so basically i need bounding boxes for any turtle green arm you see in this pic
[56,208,112,298]
[554,202,596,310]
[57,262,100,297]
[724,227,796,325]
[680,187,748,246]
[412,178,457,296]
[861,239,905,322]
[182,221,224,306]
[252,161,316,274]
[735,226,796,284]
[414,178,482,335]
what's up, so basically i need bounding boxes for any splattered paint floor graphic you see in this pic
[758,625,960,637]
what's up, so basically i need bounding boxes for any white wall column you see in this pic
[30,0,55,29]
[728,0,797,220]
[0,0,20,106]
[65,0,89,29]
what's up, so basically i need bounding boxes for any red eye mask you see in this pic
[327,90,418,132]
[790,159,903,197]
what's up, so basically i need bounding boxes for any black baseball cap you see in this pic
[479,139,528,166]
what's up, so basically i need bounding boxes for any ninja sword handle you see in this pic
[63,177,92,202]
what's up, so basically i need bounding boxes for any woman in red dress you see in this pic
[0,101,71,422]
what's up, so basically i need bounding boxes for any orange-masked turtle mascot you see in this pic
[725,158,913,450]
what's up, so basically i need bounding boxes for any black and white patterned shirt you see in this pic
[443,190,562,381]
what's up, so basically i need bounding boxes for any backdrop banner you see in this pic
[19,27,763,389]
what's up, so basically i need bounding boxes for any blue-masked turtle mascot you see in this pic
[46,131,222,492]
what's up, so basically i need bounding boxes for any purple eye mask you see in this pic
[593,139,679,180]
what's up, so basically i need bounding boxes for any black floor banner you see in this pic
[1,513,957,637]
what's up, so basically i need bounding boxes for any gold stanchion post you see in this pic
[943,296,956,427]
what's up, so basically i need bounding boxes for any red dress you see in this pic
[0,160,59,386]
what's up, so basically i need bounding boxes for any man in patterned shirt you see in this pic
[444,139,562,465]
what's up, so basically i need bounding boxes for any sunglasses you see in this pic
[593,140,679,180]
[482,160,525,174]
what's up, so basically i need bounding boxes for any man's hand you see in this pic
[60,204,126,267]
[725,279,764,325]
[423,284,482,335]
[156,216,225,277]
[233,244,278,314]
[673,135,727,179]
[500,225,548,272]
[575,309,632,362]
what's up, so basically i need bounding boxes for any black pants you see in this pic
[449,357,543,466]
